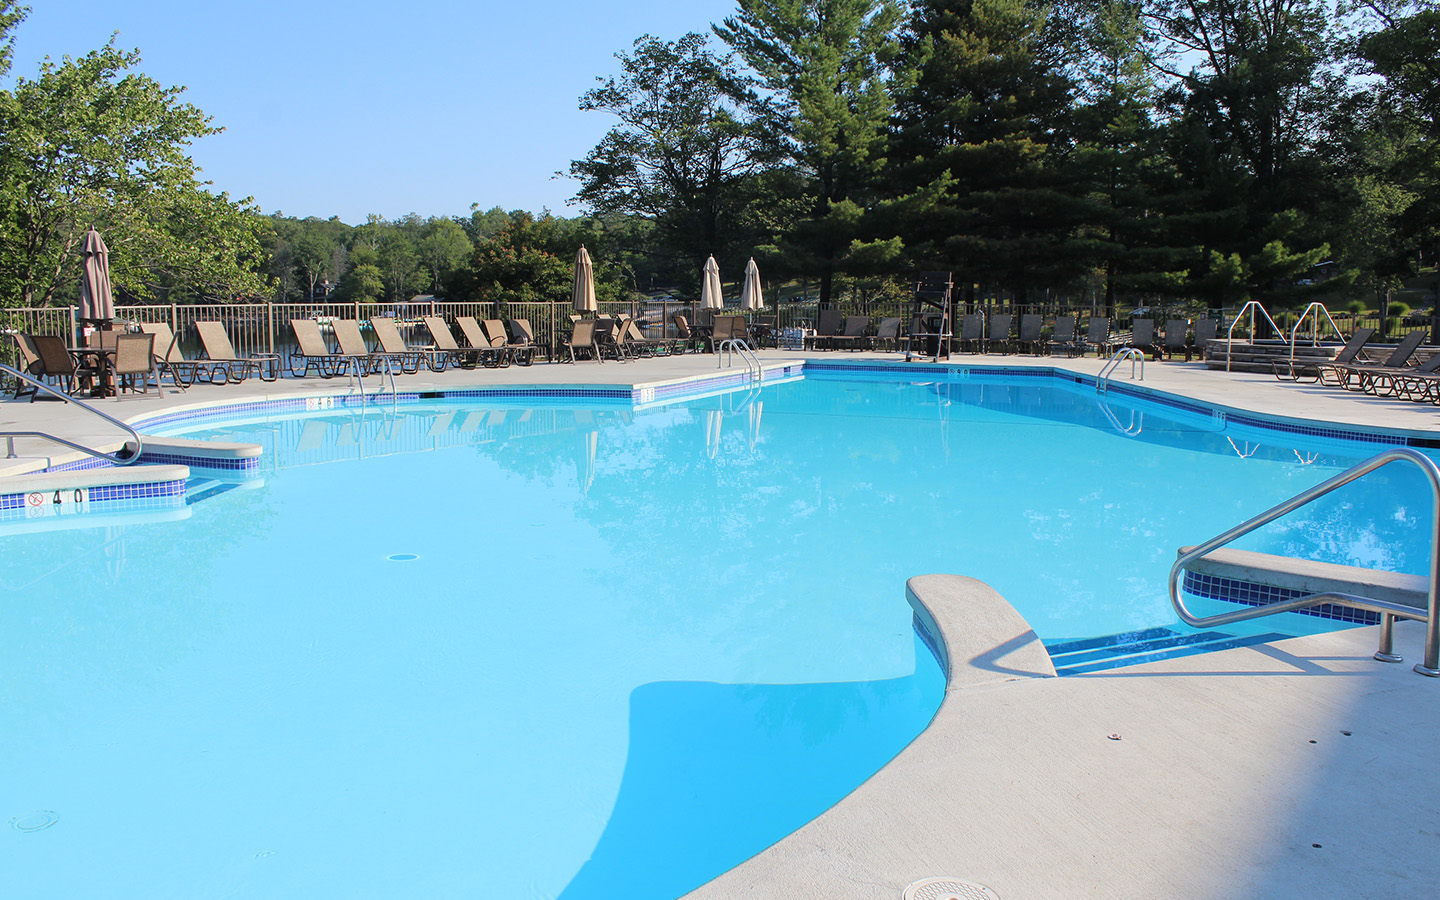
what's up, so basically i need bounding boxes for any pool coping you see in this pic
[4,351,1438,897]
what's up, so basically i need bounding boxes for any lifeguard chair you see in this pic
[904,271,954,362]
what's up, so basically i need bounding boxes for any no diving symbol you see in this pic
[26,492,44,508]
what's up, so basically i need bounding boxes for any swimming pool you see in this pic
[3,370,1430,898]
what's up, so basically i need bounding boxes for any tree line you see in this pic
[571,0,1440,315]
[3,0,1436,317]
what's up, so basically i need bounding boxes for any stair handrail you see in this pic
[1225,300,1284,372]
[1097,347,1144,392]
[1288,302,1346,369]
[0,363,144,466]
[1168,446,1440,676]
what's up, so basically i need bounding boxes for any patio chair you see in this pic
[1015,314,1044,355]
[1128,319,1160,360]
[983,313,1014,354]
[456,316,510,367]
[19,335,90,400]
[672,314,710,353]
[112,332,159,396]
[1273,327,1374,383]
[751,315,778,348]
[290,319,362,378]
[195,321,281,383]
[560,319,601,363]
[1082,317,1114,357]
[1332,330,1427,391]
[506,318,544,363]
[482,319,535,365]
[1049,315,1080,357]
[369,317,435,373]
[956,313,985,353]
[593,316,629,361]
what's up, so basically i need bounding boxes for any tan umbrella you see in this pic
[738,257,764,310]
[700,255,724,310]
[571,246,597,315]
[79,227,116,323]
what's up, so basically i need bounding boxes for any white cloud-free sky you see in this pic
[7,0,741,225]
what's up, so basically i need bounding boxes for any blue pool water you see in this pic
[2,372,1432,898]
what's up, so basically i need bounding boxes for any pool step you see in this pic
[1045,627,1290,676]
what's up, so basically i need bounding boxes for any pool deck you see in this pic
[4,349,1438,898]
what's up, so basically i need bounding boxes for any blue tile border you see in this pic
[1181,569,1383,625]
[0,477,188,522]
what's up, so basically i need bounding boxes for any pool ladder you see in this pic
[1169,447,1440,676]
[1097,348,1144,392]
[0,362,145,465]
[717,339,763,384]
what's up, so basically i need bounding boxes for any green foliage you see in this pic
[451,212,573,306]
[0,24,269,307]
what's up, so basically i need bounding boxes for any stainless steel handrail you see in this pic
[1225,300,1284,372]
[1169,447,1440,676]
[717,339,762,383]
[1097,347,1144,392]
[0,363,144,466]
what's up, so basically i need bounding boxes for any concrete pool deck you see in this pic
[3,349,1438,898]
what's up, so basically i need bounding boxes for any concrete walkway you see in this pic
[4,349,1438,899]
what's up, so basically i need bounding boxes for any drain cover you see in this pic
[387,554,419,561]
[11,811,58,833]
[902,877,1000,900]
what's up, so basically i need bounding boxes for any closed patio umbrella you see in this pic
[700,255,724,310]
[79,227,116,324]
[572,246,597,315]
[738,257,764,311]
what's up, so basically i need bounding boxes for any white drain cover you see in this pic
[902,877,1000,900]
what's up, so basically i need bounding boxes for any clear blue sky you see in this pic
[7,0,741,226]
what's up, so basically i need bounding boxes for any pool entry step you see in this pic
[1044,626,1288,676]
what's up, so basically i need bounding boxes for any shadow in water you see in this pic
[559,661,942,900]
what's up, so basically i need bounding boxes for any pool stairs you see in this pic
[1045,627,1289,676]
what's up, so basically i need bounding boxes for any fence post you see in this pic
[68,305,77,347]
[267,301,275,355]
[170,303,178,334]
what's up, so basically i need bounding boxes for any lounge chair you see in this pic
[421,315,492,369]
[483,319,533,365]
[1332,330,1427,391]
[1162,320,1191,360]
[1324,328,1428,388]
[8,333,43,397]
[1371,352,1440,400]
[1274,327,1374,383]
[456,316,510,367]
[290,319,362,378]
[593,316,628,360]
[1011,314,1043,355]
[195,321,281,382]
[1049,315,1080,357]
[1082,317,1113,357]
[956,313,984,353]
[622,318,679,357]
[1128,319,1160,360]
[369,318,437,373]
[874,317,902,351]
[560,319,601,362]
[331,319,396,375]
[1193,319,1218,360]
[838,316,870,350]
[137,322,208,388]
[811,309,844,350]
[983,313,1013,354]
